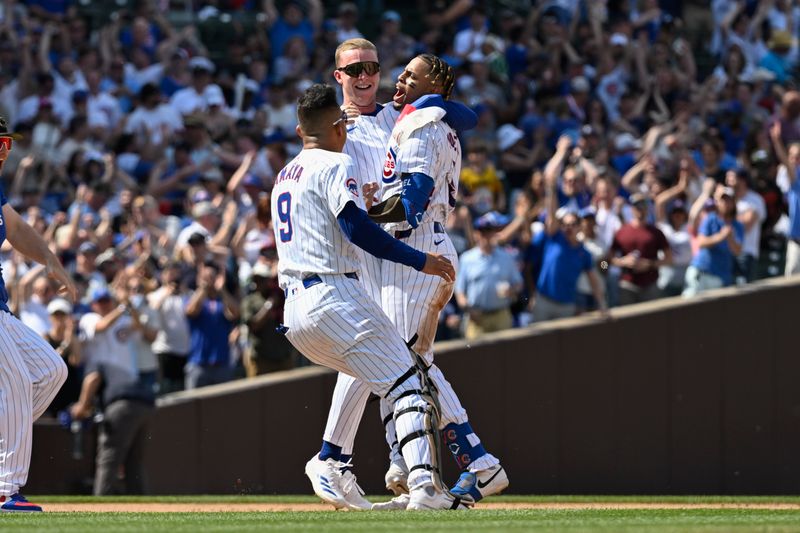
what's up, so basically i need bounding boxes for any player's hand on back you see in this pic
[422,252,455,283]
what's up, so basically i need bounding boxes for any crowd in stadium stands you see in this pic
[2,0,799,404]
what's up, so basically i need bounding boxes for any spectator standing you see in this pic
[575,207,609,313]
[147,262,190,394]
[533,136,607,321]
[455,212,523,339]
[240,261,295,376]
[71,285,158,495]
[683,185,744,296]
[769,121,800,276]
[653,170,693,297]
[184,261,240,389]
[726,168,766,283]
[43,298,82,416]
[610,193,672,305]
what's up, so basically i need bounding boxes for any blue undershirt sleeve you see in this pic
[337,201,426,271]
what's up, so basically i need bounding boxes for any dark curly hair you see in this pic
[416,54,456,100]
[297,83,339,128]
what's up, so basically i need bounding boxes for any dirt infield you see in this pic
[42,502,800,513]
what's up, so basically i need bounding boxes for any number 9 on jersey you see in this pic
[277,192,293,242]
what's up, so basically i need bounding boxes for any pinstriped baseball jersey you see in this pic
[271,149,364,287]
[342,104,399,188]
[380,119,461,231]
[342,104,399,303]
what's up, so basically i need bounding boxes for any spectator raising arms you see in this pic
[532,135,607,321]
[683,182,744,297]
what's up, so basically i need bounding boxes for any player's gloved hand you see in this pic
[421,253,455,282]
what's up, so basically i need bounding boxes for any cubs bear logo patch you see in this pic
[345,177,359,197]
[382,147,397,183]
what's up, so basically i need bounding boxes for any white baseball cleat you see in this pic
[407,484,474,510]
[341,469,372,510]
[450,464,509,501]
[384,459,409,495]
[304,455,349,509]
[371,493,410,511]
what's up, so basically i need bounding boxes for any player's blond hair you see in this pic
[334,38,377,67]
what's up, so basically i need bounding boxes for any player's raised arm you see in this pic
[0,144,76,301]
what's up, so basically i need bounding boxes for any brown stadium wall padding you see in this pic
[28,277,800,495]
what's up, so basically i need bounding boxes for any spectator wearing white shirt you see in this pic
[18,72,71,127]
[170,57,219,116]
[726,168,766,283]
[15,266,55,337]
[175,201,219,249]
[124,83,182,147]
[454,6,489,61]
[85,70,123,133]
[148,263,190,394]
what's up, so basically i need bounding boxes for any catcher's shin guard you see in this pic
[407,335,445,491]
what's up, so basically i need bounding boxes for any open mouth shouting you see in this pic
[393,82,408,108]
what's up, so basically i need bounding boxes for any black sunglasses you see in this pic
[336,61,380,78]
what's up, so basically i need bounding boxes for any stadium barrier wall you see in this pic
[28,276,800,495]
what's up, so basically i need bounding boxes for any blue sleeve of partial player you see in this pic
[401,172,435,229]
[337,201,426,271]
[441,101,478,132]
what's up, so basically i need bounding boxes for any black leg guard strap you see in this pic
[410,463,439,474]
[382,413,393,427]
[398,429,434,450]
[394,389,424,401]
[450,497,464,510]
[385,366,419,399]
[406,334,419,349]
[394,406,429,419]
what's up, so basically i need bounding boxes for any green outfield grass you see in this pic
[4,496,800,533]
[3,508,800,533]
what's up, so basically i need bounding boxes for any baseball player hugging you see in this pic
[272,83,470,510]
[308,49,508,512]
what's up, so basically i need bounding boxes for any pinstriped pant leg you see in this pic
[8,317,67,421]
[322,372,370,455]
[283,278,435,487]
[0,313,34,496]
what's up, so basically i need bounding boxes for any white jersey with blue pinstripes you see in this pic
[342,104,399,188]
[271,149,364,287]
[380,118,461,231]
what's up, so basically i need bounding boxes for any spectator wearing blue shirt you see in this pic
[683,185,744,297]
[184,261,240,389]
[533,136,607,321]
[770,121,800,276]
[267,0,320,63]
[455,212,523,340]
